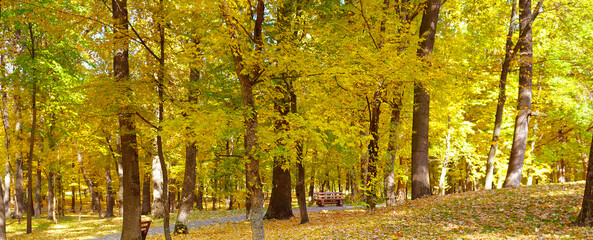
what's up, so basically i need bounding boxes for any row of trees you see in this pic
[1,0,593,239]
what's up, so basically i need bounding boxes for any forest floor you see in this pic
[144,182,593,239]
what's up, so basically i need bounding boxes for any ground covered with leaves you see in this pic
[150,182,593,239]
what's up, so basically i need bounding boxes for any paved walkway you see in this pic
[92,205,356,240]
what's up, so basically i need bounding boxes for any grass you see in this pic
[6,206,244,239]
[148,182,593,239]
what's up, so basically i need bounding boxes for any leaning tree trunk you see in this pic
[411,0,441,200]
[113,0,142,238]
[503,0,533,188]
[485,0,518,190]
[175,43,200,233]
[575,133,593,226]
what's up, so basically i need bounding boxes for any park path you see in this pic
[92,205,356,240]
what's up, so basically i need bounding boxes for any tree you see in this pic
[113,0,142,239]
[411,0,441,200]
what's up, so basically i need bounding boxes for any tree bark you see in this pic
[196,183,203,210]
[113,0,141,238]
[105,167,115,217]
[14,96,23,220]
[26,23,37,233]
[366,91,381,210]
[576,134,593,226]
[141,172,151,215]
[78,152,102,218]
[47,172,55,221]
[411,0,441,200]
[34,160,40,217]
[152,153,164,218]
[503,0,533,188]
[485,0,517,190]
[222,1,266,238]
[439,116,451,195]
[385,96,401,206]
[70,186,76,213]
[295,141,308,223]
[1,90,10,220]
[175,43,200,233]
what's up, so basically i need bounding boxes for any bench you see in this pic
[314,192,345,207]
[141,220,152,240]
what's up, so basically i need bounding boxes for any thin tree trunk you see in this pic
[1,90,10,219]
[385,96,401,206]
[439,116,451,195]
[503,0,534,188]
[175,50,200,233]
[196,183,203,210]
[141,172,151,215]
[47,172,55,221]
[3,164,8,219]
[71,186,76,213]
[105,167,115,217]
[485,0,518,190]
[78,152,102,218]
[26,23,37,233]
[34,160,40,217]
[411,0,441,200]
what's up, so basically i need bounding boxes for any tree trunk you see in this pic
[78,152,102,218]
[113,0,141,238]
[485,0,518,190]
[385,96,401,206]
[295,141,308,223]
[152,153,164,218]
[105,167,115,218]
[264,84,293,220]
[0,91,10,220]
[222,1,266,238]
[71,186,76,213]
[366,91,381,210]
[14,155,23,220]
[175,58,200,233]
[141,172,151,215]
[439,116,451,195]
[34,160,40,217]
[576,134,593,226]
[503,0,533,188]
[411,0,441,200]
[47,172,55,221]
[196,183,203,210]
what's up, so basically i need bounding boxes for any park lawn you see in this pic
[6,207,244,239]
[150,182,593,239]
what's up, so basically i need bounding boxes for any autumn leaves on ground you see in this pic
[150,182,591,239]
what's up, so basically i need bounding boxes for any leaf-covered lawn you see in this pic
[7,208,243,239]
[150,182,593,239]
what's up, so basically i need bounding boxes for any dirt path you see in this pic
[92,205,357,240]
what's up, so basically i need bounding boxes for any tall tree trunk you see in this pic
[439,116,451,195]
[152,153,164,217]
[14,97,23,220]
[485,0,518,190]
[196,183,203,210]
[411,0,441,200]
[175,47,200,233]
[26,23,37,233]
[105,167,115,218]
[366,91,381,210]
[1,90,10,219]
[222,1,266,238]
[141,172,151,215]
[290,76,308,224]
[47,172,55,221]
[385,96,401,206]
[503,0,534,188]
[0,166,5,239]
[113,0,141,238]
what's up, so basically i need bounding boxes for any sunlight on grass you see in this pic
[147,182,593,239]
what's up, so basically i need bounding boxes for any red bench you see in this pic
[141,220,152,240]
[314,192,345,207]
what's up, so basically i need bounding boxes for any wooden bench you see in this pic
[314,192,345,207]
[141,220,152,240]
